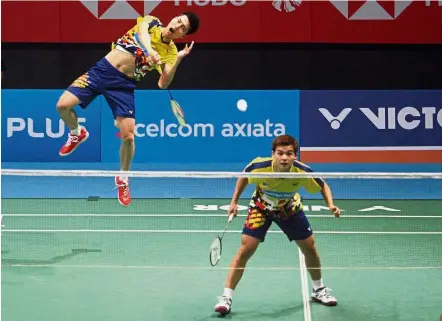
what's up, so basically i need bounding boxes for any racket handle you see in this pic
[228,214,234,223]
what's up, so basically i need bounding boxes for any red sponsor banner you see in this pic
[300,149,442,163]
[2,0,442,44]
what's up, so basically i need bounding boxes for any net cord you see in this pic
[1,169,442,179]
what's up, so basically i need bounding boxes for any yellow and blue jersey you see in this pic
[114,15,178,82]
[244,157,324,211]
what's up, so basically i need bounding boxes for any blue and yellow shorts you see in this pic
[242,194,313,242]
[67,57,137,119]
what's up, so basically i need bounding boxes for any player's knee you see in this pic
[238,237,259,261]
[306,246,319,258]
[56,98,74,112]
[237,245,256,263]
[297,236,318,256]
[56,92,79,111]
[121,132,135,144]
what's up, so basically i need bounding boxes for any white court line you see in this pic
[1,229,442,235]
[2,214,442,218]
[2,264,442,270]
[298,249,311,321]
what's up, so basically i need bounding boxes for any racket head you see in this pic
[170,99,186,126]
[209,236,222,266]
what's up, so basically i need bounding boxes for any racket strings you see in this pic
[210,237,222,266]
[170,100,186,125]
[209,216,235,266]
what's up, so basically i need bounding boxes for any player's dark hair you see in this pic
[183,12,200,35]
[272,135,299,154]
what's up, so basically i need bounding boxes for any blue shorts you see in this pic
[242,201,313,242]
[66,57,137,119]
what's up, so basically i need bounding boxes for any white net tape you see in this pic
[1,169,442,179]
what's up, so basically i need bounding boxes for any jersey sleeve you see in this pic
[139,15,162,33]
[243,158,259,184]
[300,163,325,194]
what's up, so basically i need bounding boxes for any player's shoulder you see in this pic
[139,15,163,27]
[142,14,161,22]
[292,160,314,173]
[244,157,273,172]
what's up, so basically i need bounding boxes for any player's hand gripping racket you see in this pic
[209,214,234,266]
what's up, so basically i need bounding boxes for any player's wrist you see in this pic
[144,47,154,55]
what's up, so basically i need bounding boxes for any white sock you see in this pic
[119,175,128,183]
[312,278,324,291]
[71,125,82,135]
[223,288,234,299]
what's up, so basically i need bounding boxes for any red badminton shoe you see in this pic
[59,127,89,157]
[115,176,131,206]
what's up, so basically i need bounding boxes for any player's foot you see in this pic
[311,287,337,306]
[214,296,232,316]
[59,127,89,156]
[115,176,131,206]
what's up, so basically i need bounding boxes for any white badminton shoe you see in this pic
[311,287,337,306]
[214,296,232,316]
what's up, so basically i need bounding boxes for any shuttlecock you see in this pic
[237,99,248,112]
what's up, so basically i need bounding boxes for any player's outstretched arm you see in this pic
[157,42,194,89]
[320,182,341,217]
[137,20,161,64]
[228,178,249,218]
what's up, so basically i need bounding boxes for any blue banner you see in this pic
[1,90,101,162]
[101,90,300,163]
[300,90,442,147]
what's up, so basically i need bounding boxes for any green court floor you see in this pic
[2,199,442,321]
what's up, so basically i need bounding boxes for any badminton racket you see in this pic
[167,90,186,126]
[209,214,234,266]
[134,37,186,126]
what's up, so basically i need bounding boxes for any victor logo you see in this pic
[318,107,442,130]
[318,108,352,130]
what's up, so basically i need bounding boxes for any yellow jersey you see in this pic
[244,157,325,211]
[114,15,178,82]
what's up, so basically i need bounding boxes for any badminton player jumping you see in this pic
[55,13,199,206]
[214,135,341,316]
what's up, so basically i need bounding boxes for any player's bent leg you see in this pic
[57,91,89,157]
[116,117,135,172]
[226,234,260,290]
[297,235,321,281]
[277,211,337,306]
[297,236,337,306]
[114,117,135,206]
[56,91,81,129]
[215,234,261,316]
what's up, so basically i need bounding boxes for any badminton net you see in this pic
[1,169,441,270]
